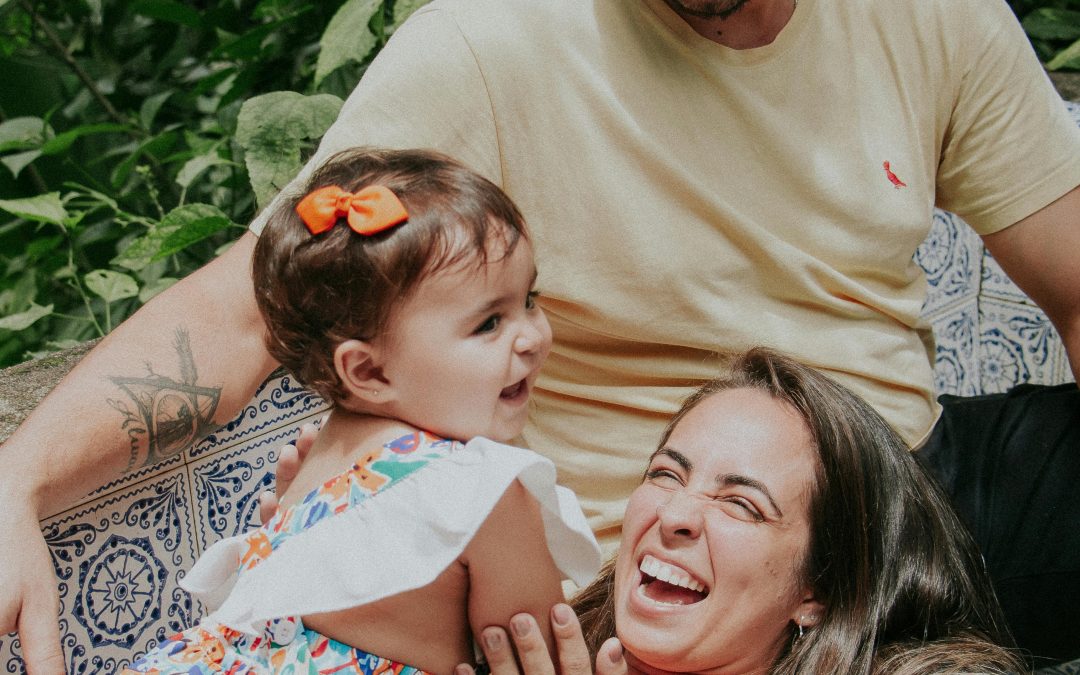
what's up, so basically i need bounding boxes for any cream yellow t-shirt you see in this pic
[252,0,1080,549]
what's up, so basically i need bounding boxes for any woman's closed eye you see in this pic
[644,468,683,487]
[717,496,764,522]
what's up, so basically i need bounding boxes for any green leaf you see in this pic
[1047,36,1080,70]
[0,303,53,331]
[112,203,236,270]
[52,264,77,280]
[84,0,103,25]
[26,235,63,259]
[1023,8,1080,41]
[131,0,202,27]
[0,193,68,225]
[39,123,130,156]
[155,214,235,259]
[85,270,139,303]
[213,22,283,60]
[315,0,382,86]
[138,277,179,303]
[390,0,430,32]
[140,90,174,130]
[1,150,42,178]
[110,132,178,188]
[176,152,232,190]
[236,91,343,208]
[0,116,47,153]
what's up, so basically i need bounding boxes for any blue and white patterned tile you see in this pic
[64,454,186,521]
[926,301,980,397]
[0,468,200,673]
[69,374,326,517]
[187,370,329,461]
[979,248,1038,307]
[187,412,321,555]
[978,297,1069,393]
[916,209,983,319]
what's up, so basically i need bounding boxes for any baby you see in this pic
[124,147,600,674]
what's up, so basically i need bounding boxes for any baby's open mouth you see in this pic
[500,379,526,400]
[638,554,708,605]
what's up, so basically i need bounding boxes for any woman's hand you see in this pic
[457,604,626,675]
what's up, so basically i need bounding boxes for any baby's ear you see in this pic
[334,339,386,405]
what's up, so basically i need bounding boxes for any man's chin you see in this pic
[665,0,750,20]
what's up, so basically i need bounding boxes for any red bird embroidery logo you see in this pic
[883,161,907,189]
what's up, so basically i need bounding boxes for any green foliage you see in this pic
[0,0,429,367]
[237,91,343,209]
[1011,0,1080,69]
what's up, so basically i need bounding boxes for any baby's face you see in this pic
[373,236,551,443]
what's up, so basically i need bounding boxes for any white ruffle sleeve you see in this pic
[181,437,602,635]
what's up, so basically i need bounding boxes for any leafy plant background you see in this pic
[0,0,1071,368]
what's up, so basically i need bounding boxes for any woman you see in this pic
[462,348,1023,674]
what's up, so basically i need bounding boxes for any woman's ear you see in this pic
[334,339,388,405]
[793,592,826,630]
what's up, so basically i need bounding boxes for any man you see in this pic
[3,0,1079,670]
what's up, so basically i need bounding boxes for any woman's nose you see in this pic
[656,491,704,541]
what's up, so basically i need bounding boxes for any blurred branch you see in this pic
[18,0,129,128]
[16,0,179,201]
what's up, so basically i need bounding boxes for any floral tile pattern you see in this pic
[187,370,328,461]
[923,300,980,398]
[2,467,200,673]
[5,102,1078,675]
[979,297,1070,393]
[188,420,322,554]
[915,208,983,319]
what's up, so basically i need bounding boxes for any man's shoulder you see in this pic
[851,0,1011,35]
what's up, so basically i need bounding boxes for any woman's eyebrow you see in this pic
[650,447,693,471]
[716,473,784,518]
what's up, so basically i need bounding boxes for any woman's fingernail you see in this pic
[483,630,503,652]
[552,603,573,627]
[455,665,473,675]
[609,640,624,664]
[511,615,531,638]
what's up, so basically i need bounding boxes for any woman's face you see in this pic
[614,387,824,674]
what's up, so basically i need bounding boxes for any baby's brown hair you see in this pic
[252,147,529,405]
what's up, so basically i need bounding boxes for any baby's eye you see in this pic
[525,290,541,310]
[474,315,501,334]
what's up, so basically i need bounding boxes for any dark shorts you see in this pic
[917,383,1080,667]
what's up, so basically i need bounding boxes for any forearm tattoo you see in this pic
[107,328,221,472]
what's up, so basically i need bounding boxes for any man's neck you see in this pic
[664,0,796,49]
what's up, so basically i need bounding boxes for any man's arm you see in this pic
[981,184,1080,383]
[0,231,278,673]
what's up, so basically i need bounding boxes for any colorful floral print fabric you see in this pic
[123,431,455,674]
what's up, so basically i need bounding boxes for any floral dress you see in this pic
[123,432,601,674]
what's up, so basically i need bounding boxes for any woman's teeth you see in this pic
[640,554,706,593]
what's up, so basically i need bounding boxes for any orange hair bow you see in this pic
[295,185,409,236]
